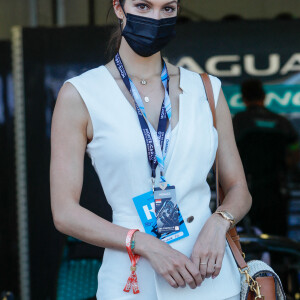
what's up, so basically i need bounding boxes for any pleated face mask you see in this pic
[120,6,177,57]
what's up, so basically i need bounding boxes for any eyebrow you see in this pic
[132,0,178,5]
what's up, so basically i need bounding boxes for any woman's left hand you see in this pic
[190,214,231,281]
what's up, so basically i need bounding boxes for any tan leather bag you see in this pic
[200,73,286,300]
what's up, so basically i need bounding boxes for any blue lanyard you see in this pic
[114,53,172,184]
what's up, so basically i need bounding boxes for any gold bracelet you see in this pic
[214,210,235,227]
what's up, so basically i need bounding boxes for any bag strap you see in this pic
[200,73,248,270]
[200,74,220,206]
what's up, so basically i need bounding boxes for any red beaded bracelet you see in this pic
[123,229,141,294]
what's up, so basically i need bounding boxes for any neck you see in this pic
[118,37,163,79]
[245,101,265,107]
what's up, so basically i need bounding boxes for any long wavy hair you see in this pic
[105,0,180,60]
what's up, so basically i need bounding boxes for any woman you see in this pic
[50,0,252,299]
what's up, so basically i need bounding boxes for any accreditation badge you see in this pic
[132,185,189,244]
[154,186,180,234]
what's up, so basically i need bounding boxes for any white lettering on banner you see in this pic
[229,94,245,108]
[143,202,156,220]
[228,87,300,111]
[292,92,300,106]
[205,55,241,77]
[229,91,300,108]
[280,54,300,75]
[265,92,292,106]
[174,53,300,77]
[244,54,280,76]
[176,56,205,73]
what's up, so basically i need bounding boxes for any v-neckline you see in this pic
[102,64,183,133]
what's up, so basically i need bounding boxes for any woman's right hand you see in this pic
[134,232,203,289]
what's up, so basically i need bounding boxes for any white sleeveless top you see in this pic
[65,65,240,300]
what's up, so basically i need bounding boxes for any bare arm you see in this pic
[50,82,136,252]
[213,88,252,223]
[50,82,202,289]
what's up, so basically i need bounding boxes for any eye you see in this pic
[164,6,176,13]
[135,3,150,11]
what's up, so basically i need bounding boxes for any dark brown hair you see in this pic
[241,79,266,102]
[105,0,180,60]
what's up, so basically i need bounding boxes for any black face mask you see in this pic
[120,7,177,57]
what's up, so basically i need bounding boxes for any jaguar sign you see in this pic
[175,54,300,78]
[164,19,300,84]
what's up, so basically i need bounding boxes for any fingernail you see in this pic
[212,275,216,279]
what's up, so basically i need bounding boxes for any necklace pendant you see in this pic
[141,79,147,85]
[144,96,150,103]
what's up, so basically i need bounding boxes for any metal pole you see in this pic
[11,26,31,300]
[29,0,38,26]
[56,0,66,26]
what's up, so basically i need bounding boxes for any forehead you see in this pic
[131,0,178,4]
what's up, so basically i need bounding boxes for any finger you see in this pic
[165,274,179,288]
[185,259,203,287]
[170,270,186,288]
[190,254,200,271]
[206,256,217,278]
[199,259,208,279]
[212,252,224,279]
[178,266,197,289]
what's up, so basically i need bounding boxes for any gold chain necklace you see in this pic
[130,77,150,102]
[130,74,161,103]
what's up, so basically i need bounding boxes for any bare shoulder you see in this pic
[55,82,88,120]
[58,81,81,102]
[52,82,91,141]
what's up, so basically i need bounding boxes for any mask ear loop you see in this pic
[119,18,123,31]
